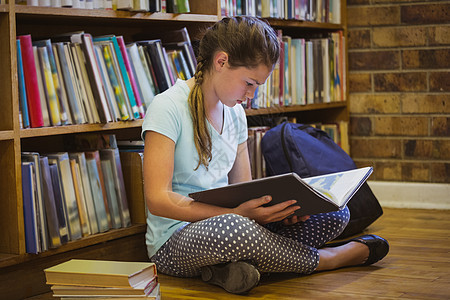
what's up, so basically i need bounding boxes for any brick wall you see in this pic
[347,0,450,183]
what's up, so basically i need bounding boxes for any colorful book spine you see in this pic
[117,36,145,118]
[94,36,140,119]
[38,46,62,126]
[17,39,30,128]
[18,35,44,128]
[102,45,130,120]
[34,39,69,124]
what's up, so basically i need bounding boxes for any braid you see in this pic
[188,57,212,170]
[188,16,280,171]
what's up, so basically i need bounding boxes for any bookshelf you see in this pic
[0,0,348,298]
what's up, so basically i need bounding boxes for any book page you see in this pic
[303,167,372,206]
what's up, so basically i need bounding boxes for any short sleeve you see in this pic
[141,94,181,143]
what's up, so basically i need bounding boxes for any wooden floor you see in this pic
[29,208,450,299]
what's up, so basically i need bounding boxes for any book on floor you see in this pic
[44,259,157,288]
[54,283,160,299]
[50,276,158,297]
[189,167,373,216]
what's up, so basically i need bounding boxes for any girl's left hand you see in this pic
[283,215,310,226]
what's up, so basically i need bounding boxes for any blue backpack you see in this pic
[261,122,383,239]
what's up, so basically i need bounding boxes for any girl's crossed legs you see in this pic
[151,208,350,277]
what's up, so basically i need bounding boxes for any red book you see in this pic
[18,35,44,128]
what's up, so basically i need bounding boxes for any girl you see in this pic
[141,16,389,294]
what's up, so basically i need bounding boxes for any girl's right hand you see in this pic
[233,195,300,224]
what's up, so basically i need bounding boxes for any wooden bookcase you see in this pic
[0,1,348,298]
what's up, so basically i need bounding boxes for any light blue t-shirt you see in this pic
[141,79,248,257]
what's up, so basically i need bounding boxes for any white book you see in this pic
[61,0,72,6]
[51,0,61,7]
[38,0,51,6]
[85,0,93,9]
[127,43,155,108]
[133,0,148,11]
[93,0,102,9]
[116,0,133,10]
[72,0,85,8]
[103,0,112,9]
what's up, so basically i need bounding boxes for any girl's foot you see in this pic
[201,261,260,294]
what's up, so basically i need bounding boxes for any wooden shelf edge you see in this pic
[0,130,14,140]
[0,4,9,12]
[0,223,146,269]
[20,119,143,138]
[14,5,218,22]
[245,101,347,116]
[267,18,344,30]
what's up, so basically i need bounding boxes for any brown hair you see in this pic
[188,16,280,170]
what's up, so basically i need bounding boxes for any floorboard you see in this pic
[27,208,450,299]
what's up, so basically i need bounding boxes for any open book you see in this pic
[189,167,373,216]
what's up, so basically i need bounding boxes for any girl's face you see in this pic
[213,62,273,108]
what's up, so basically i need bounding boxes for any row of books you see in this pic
[20,0,189,13]
[222,0,341,24]
[17,27,196,128]
[247,120,349,179]
[244,31,346,110]
[21,134,131,254]
[45,259,160,299]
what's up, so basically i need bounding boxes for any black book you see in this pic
[137,40,172,92]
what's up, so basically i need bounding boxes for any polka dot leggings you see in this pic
[151,207,350,277]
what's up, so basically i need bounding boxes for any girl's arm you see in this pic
[228,141,252,184]
[143,131,234,222]
[143,131,299,224]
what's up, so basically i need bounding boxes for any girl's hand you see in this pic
[233,195,300,225]
[282,215,310,226]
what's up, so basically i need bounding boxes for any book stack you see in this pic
[44,259,160,299]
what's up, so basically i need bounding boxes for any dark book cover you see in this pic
[190,168,373,216]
